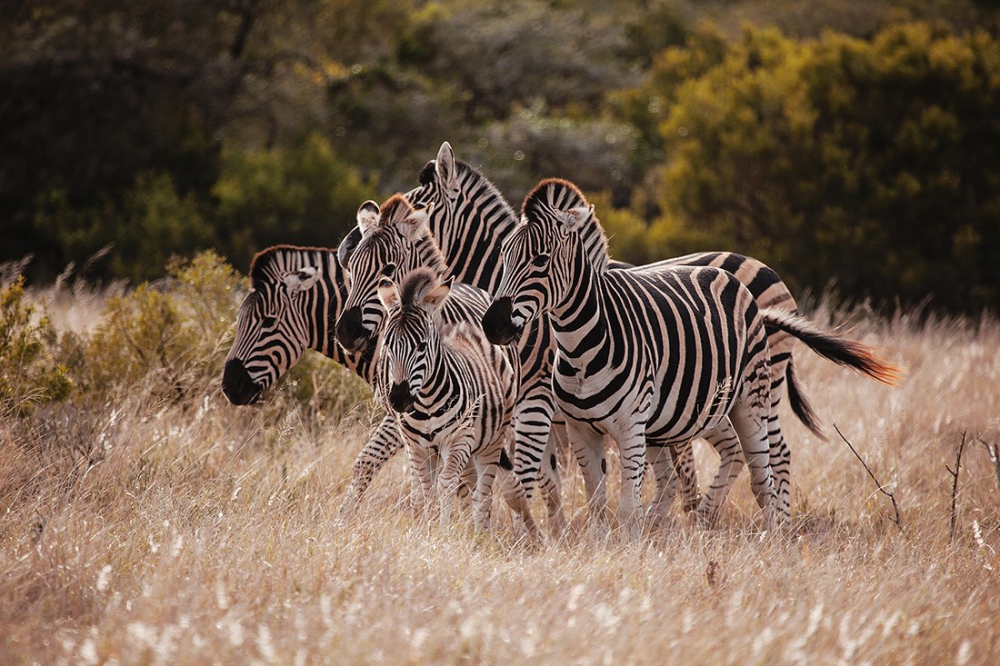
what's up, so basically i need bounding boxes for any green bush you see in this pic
[73,251,245,401]
[213,133,378,270]
[617,22,1000,311]
[0,277,72,415]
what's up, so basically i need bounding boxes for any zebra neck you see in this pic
[432,194,516,293]
[548,263,611,367]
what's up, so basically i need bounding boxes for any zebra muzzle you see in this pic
[387,380,415,414]
[481,297,522,346]
[335,307,370,353]
[222,359,263,405]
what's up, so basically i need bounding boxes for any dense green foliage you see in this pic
[3,1,1000,311]
[615,22,1000,310]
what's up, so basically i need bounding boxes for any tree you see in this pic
[624,23,1000,311]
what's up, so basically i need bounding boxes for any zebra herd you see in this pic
[222,141,899,537]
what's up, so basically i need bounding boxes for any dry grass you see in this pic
[2,296,999,665]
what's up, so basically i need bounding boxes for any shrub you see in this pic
[0,276,72,415]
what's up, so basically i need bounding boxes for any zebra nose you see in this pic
[335,307,369,353]
[222,359,262,405]
[388,381,415,413]
[481,297,520,346]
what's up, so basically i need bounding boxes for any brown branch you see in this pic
[833,424,901,529]
[946,431,967,542]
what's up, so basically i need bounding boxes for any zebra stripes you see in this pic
[482,178,783,531]
[376,267,539,535]
[335,192,569,532]
[220,244,491,511]
[404,142,827,525]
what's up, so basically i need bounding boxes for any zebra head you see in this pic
[222,248,326,405]
[336,195,442,354]
[376,267,452,414]
[482,179,594,346]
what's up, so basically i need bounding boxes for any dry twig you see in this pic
[946,431,967,541]
[834,424,902,529]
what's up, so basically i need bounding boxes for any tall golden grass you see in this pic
[2,288,998,665]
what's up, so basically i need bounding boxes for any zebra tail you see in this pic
[761,308,904,387]
[785,357,826,439]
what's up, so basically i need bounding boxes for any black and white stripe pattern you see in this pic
[221,245,491,512]
[376,267,539,535]
[335,192,570,533]
[482,179,782,531]
[400,144,844,524]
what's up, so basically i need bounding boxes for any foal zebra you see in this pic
[336,193,568,532]
[482,178,900,530]
[377,267,540,536]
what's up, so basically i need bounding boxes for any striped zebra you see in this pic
[335,193,569,532]
[369,142,823,525]
[481,178,900,530]
[376,267,540,535]
[221,245,490,510]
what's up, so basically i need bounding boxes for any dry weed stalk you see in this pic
[946,431,968,542]
[834,424,902,529]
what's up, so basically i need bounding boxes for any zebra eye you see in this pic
[416,340,428,352]
[531,254,550,269]
[261,315,278,329]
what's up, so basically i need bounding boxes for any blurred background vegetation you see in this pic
[3,0,1000,312]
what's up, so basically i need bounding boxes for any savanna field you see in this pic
[0,254,998,665]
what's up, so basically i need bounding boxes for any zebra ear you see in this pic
[421,275,453,311]
[377,277,400,312]
[356,200,380,235]
[559,205,594,231]
[283,266,320,293]
[338,226,363,269]
[398,203,432,242]
[435,142,458,194]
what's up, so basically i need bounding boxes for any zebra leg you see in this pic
[437,439,474,530]
[768,417,793,524]
[567,424,610,527]
[512,396,566,535]
[646,444,680,531]
[612,426,647,537]
[672,442,700,513]
[496,463,542,539]
[729,400,779,531]
[406,441,437,519]
[340,415,403,515]
[695,419,745,528]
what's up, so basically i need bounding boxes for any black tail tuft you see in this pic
[785,357,826,439]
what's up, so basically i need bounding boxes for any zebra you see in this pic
[372,141,817,525]
[221,244,489,511]
[376,266,540,536]
[481,178,900,531]
[335,193,570,533]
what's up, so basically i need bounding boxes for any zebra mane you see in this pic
[249,245,335,285]
[397,266,441,310]
[522,178,610,273]
[363,193,450,276]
